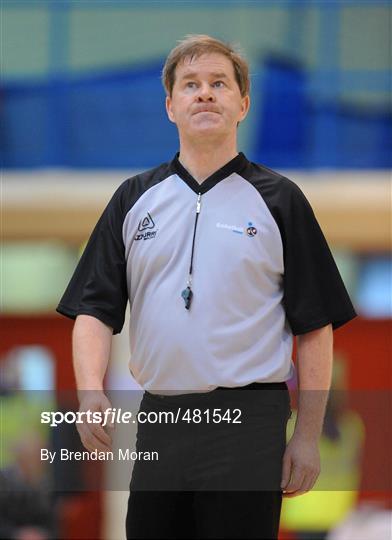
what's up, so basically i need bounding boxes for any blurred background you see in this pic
[1,1,391,539]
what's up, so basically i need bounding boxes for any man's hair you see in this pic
[162,34,250,98]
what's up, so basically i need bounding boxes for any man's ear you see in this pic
[239,94,250,123]
[166,96,176,124]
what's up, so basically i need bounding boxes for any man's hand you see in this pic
[72,315,114,452]
[76,390,114,453]
[280,433,320,497]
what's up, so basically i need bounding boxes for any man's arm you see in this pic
[281,323,333,497]
[294,323,333,439]
[73,314,114,452]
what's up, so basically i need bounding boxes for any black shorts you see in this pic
[126,382,291,539]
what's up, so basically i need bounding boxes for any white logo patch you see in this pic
[216,222,244,235]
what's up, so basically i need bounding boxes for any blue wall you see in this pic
[1,1,390,169]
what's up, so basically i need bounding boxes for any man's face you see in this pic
[166,52,250,141]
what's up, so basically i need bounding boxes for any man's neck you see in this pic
[178,138,239,184]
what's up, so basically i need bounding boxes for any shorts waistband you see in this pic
[217,382,287,391]
[144,381,288,402]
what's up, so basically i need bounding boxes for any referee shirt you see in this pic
[57,152,356,393]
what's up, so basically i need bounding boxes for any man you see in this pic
[57,35,357,539]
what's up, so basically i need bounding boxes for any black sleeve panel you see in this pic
[278,179,357,335]
[241,163,357,336]
[56,162,174,334]
[56,181,130,334]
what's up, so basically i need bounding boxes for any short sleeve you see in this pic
[281,181,357,335]
[56,183,129,335]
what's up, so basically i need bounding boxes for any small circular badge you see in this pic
[246,222,257,237]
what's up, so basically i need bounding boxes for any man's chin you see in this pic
[188,125,225,138]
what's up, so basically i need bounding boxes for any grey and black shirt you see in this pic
[57,152,356,392]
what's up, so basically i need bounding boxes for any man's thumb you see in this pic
[280,453,291,489]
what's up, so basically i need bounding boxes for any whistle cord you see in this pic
[181,192,202,309]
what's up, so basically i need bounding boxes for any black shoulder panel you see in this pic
[56,160,175,334]
[240,160,357,335]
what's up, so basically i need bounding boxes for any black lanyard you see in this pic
[181,192,202,309]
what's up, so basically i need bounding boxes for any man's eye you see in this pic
[213,81,225,88]
[186,82,197,88]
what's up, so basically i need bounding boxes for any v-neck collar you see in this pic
[170,151,248,194]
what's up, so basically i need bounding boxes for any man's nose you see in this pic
[196,83,215,101]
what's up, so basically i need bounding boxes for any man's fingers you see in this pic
[77,423,112,452]
[283,489,308,498]
[305,471,319,492]
[283,473,308,497]
[91,423,112,446]
[75,394,115,452]
[297,467,319,493]
[280,453,292,489]
[283,466,305,494]
[283,469,319,497]
[82,431,111,453]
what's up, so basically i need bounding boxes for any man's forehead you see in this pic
[176,53,235,77]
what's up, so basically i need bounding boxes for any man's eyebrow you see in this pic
[180,71,229,80]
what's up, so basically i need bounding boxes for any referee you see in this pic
[57,35,357,539]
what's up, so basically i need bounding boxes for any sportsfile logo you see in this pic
[135,212,157,241]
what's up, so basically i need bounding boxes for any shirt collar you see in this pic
[170,151,248,194]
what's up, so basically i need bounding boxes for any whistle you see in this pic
[181,286,193,310]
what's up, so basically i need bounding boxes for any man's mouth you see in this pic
[193,110,219,115]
